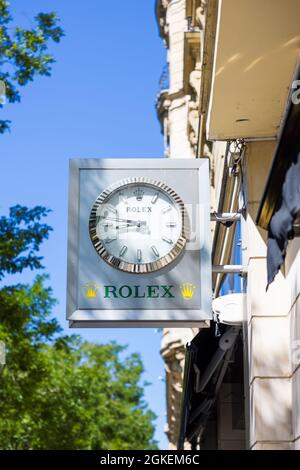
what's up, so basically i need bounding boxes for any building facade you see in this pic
[156,0,300,450]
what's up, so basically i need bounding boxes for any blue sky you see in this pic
[0,0,168,449]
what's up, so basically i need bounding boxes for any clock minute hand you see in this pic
[102,217,147,226]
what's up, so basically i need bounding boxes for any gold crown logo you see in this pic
[180,282,196,300]
[83,282,100,300]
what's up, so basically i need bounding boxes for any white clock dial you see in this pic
[89,177,187,273]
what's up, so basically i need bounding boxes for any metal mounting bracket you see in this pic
[210,211,241,227]
[212,265,247,276]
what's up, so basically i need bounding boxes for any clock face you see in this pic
[89,177,187,273]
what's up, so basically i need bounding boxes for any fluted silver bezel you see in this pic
[89,176,188,273]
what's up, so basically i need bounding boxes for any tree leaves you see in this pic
[0,1,64,133]
[0,206,157,449]
[0,206,52,279]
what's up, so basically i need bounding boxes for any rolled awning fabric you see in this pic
[267,152,300,287]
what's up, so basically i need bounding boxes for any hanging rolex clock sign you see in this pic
[67,159,212,327]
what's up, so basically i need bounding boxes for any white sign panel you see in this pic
[67,159,212,327]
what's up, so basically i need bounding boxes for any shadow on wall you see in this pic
[250,377,293,449]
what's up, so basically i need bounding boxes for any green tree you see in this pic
[0,0,64,133]
[0,206,157,449]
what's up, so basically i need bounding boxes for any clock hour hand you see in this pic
[115,224,131,229]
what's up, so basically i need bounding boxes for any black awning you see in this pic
[267,152,300,285]
[256,66,300,286]
[177,324,240,450]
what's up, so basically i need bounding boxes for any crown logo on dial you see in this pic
[133,187,144,201]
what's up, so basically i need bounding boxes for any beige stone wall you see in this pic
[166,0,195,159]
[156,0,204,449]
[156,0,203,159]
[286,238,300,449]
[242,140,300,449]
[167,0,186,93]
[157,0,300,451]
[208,138,300,450]
[157,0,247,449]
[168,96,195,159]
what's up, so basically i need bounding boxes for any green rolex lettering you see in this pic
[161,285,175,298]
[103,284,175,299]
[134,285,146,298]
[119,285,132,298]
[147,285,160,298]
[104,285,117,298]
